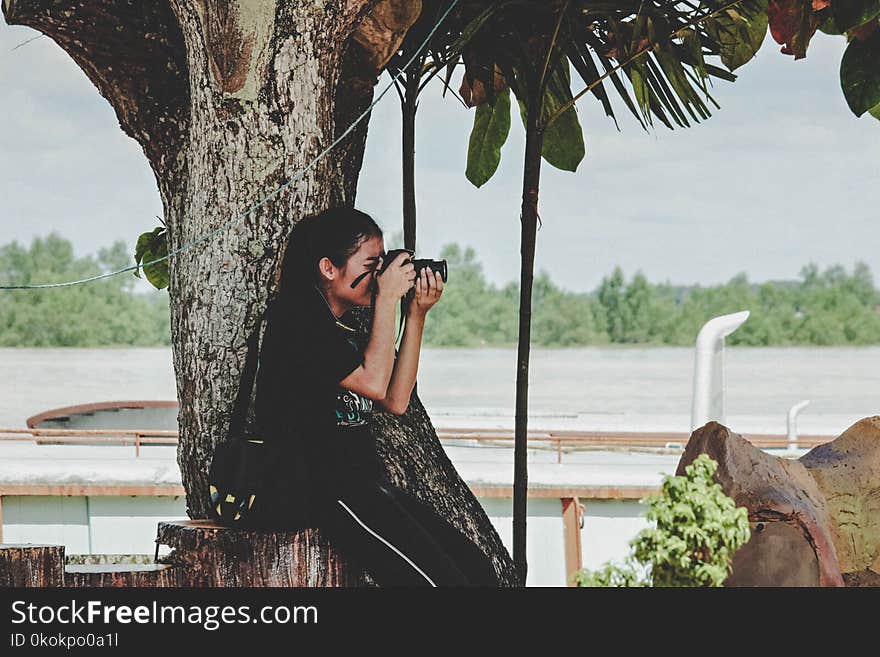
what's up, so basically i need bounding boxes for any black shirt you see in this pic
[255,284,384,492]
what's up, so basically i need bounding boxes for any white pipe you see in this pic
[787,400,811,451]
[690,310,750,432]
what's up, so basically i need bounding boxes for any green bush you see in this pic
[572,454,751,587]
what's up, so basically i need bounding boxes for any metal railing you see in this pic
[0,426,833,461]
[0,428,178,457]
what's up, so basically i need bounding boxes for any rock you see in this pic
[800,416,880,582]
[677,422,844,587]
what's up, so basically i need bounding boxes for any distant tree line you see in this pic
[0,232,170,346]
[421,244,880,347]
[0,233,877,347]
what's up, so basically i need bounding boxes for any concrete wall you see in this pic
[2,496,92,553]
[480,497,566,586]
[580,499,649,571]
[2,496,187,556]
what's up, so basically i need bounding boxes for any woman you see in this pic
[254,207,499,587]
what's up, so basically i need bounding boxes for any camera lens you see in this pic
[415,259,447,282]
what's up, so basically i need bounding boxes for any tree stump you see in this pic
[156,520,372,587]
[65,564,181,588]
[0,544,65,587]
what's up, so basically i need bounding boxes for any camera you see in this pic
[377,248,448,283]
[348,248,448,298]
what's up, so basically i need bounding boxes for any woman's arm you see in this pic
[337,292,399,399]
[337,252,415,399]
[377,267,443,415]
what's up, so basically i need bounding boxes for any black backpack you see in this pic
[206,318,310,530]
[208,323,269,526]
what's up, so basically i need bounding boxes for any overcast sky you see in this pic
[1,22,878,294]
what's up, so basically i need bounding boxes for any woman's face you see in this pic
[321,235,385,311]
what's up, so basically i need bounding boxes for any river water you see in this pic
[1,346,877,437]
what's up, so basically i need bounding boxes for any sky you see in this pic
[1,20,878,295]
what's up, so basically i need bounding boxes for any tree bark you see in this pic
[0,545,65,587]
[155,520,371,586]
[3,0,516,586]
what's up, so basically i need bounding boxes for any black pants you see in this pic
[314,477,499,587]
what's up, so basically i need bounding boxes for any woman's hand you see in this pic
[380,266,438,415]
[408,266,443,318]
[375,252,415,301]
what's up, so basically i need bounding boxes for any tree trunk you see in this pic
[513,85,544,587]
[3,0,516,586]
[401,58,420,252]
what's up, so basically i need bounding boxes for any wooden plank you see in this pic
[0,428,178,436]
[438,430,832,448]
[0,484,185,496]
[468,485,658,499]
[0,482,654,500]
[0,427,834,450]
[561,497,583,587]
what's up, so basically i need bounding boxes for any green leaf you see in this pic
[566,41,618,129]
[134,227,169,290]
[628,61,652,123]
[702,62,738,83]
[840,30,880,116]
[706,0,770,71]
[520,58,585,172]
[681,29,709,95]
[465,87,511,187]
[645,55,690,127]
[596,52,647,130]
[652,48,713,124]
[870,102,880,120]
[832,0,880,31]
[629,59,675,130]
[543,60,585,171]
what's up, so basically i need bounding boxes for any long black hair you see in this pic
[275,207,384,313]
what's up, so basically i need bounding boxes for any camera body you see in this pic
[348,248,449,299]
[378,248,448,284]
